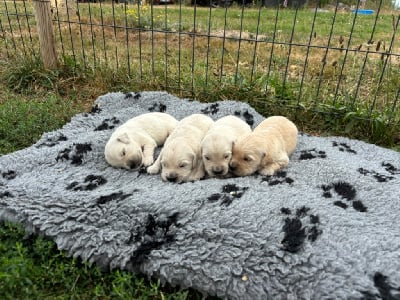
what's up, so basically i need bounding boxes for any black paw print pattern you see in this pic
[124,92,141,100]
[2,170,16,180]
[321,181,367,212]
[207,184,248,206]
[358,168,394,183]
[66,175,107,191]
[83,104,102,117]
[129,212,180,265]
[94,117,120,131]
[332,141,357,154]
[362,272,400,299]
[0,191,13,199]
[148,102,167,113]
[56,143,92,166]
[261,171,294,186]
[358,162,399,183]
[280,206,322,253]
[299,149,327,160]
[201,103,219,115]
[36,133,68,148]
[234,110,254,126]
[382,162,400,175]
[96,191,133,205]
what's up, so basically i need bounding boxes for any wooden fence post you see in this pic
[33,0,57,69]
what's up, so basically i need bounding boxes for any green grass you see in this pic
[0,92,80,155]
[0,221,200,299]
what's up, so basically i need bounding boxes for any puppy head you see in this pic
[229,136,265,177]
[201,136,233,177]
[105,133,143,170]
[160,139,200,183]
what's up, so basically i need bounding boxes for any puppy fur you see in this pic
[147,114,214,183]
[230,116,298,176]
[201,115,252,178]
[104,112,178,170]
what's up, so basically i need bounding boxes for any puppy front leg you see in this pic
[147,149,163,174]
[142,142,157,167]
[189,159,206,181]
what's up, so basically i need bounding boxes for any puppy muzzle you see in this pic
[166,173,178,182]
[212,168,225,176]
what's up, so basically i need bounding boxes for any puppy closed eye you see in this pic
[204,155,210,161]
[224,153,231,160]
[179,162,188,168]
[243,156,252,162]
[121,149,126,157]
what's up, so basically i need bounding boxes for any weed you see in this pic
[127,4,172,30]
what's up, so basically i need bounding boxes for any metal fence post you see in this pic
[32,0,57,69]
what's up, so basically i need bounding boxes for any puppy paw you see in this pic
[142,156,154,167]
[258,165,278,176]
[146,164,160,174]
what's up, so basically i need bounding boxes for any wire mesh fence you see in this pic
[1,0,399,124]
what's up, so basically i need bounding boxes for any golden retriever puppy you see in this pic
[229,116,298,176]
[104,112,178,170]
[147,114,214,183]
[201,115,252,178]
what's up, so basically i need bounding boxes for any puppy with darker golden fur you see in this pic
[229,116,298,176]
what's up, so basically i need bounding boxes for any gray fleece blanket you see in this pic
[1,91,400,299]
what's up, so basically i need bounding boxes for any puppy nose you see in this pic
[166,174,177,182]
[213,169,224,175]
[129,160,140,170]
[229,162,237,170]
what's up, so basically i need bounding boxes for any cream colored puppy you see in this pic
[201,115,252,178]
[147,114,214,183]
[229,116,298,176]
[104,112,178,170]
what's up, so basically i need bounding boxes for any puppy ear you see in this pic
[190,152,197,169]
[260,151,270,165]
[190,150,203,171]
[117,133,130,144]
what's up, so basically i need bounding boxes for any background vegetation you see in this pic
[0,1,399,298]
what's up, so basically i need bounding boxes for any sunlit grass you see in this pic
[1,1,399,141]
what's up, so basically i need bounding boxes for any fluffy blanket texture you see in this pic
[1,91,400,299]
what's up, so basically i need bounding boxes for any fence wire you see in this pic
[1,0,399,124]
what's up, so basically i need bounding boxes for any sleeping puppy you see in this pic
[104,112,178,170]
[201,115,252,178]
[229,116,298,176]
[147,114,214,183]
